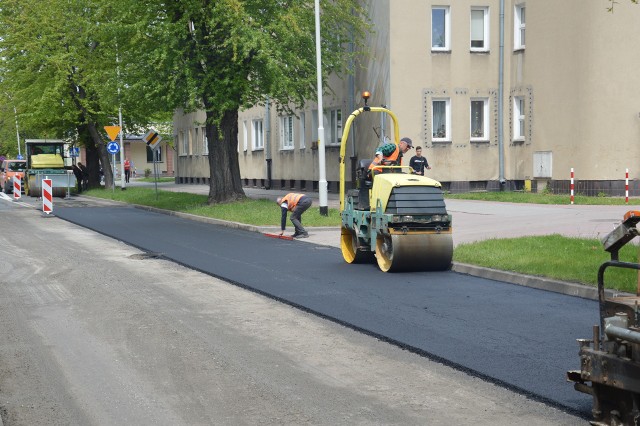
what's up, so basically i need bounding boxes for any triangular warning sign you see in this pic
[104,126,121,141]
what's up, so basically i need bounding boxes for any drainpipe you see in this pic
[348,20,357,188]
[265,96,272,189]
[498,0,506,188]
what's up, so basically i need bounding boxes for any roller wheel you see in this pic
[341,227,375,264]
[375,232,453,272]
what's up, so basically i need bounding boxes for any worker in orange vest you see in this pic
[368,137,414,175]
[277,193,313,238]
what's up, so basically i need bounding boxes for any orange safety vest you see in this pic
[368,144,400,173]
[281,193,305,211]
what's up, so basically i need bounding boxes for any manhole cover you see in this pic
[129,252,163,260]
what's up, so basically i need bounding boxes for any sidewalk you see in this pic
[128,180,632,301]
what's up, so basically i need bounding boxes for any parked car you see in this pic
[1,159,26,193]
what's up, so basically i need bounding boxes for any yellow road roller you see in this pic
[339,93,453,272]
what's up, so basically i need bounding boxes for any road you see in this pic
[0,195,587,425]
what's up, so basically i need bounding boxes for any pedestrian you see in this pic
[72,163,83,193]
[124,157,131,183]
[277,193,312,238]
[409,146,431,176]
[368,137,414,175]
[77,162,89,190]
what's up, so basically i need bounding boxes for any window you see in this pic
[202,126,208,155]
[471,7,489,51]
[432,6,450,50]
[327,108,342,145]
[281,115,294,149]
[194,127,199,155]
[299,112,306,148]
[180,130,188,155]
[311,108,343,146]
[513,97,525,140]
[242,121,248,152]
[432,98,451,141]
[470,98,489,140]
[514,5,525,49]
[146,145,162,162]
[252,119,264,150]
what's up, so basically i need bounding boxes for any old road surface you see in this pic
[1,195,590,425]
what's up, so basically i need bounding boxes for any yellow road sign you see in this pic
[104,126,121,141]
[143,129,163,150]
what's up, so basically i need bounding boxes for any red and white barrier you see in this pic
[13,176,21,200]
[570,168,574,205]
[42,178,53,214]
[625,168,629,204]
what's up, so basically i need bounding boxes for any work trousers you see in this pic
[290,196,312,234]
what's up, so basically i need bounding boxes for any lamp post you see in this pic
[13,106,21,157]
[314,0,328,216]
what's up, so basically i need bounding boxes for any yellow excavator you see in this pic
[339,92,453,272]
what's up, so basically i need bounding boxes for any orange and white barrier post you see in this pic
[625,168,629,204]
[42,178,53,214]
[13,176,21,201]
[570,168,574,205]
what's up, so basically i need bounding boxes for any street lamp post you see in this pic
[13,106,21,157]
[314,0,328,216]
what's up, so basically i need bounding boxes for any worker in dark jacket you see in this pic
[277,193,312,238]
[72,164,83,193]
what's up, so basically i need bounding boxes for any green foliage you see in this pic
[446,191,637,205]
[454,235,638,293]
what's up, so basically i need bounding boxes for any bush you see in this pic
[144,168,152,178]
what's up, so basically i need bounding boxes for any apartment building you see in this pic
[173,0,640,194]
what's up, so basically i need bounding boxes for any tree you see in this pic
[0,0,170,188]
[122,0,368,203]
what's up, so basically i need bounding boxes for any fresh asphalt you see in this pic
[53,203,596,417]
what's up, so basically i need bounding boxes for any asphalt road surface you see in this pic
[0,196,586,425]
[50,202,597,414]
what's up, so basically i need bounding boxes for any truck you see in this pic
[24,139,76,197]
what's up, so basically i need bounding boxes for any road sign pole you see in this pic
[118,106,125,190]
[112,153,116,192]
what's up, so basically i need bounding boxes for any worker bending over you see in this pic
[277,193,312,238]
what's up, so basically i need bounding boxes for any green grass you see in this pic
[84,187,342,227]
[446,191,639,205]
[134,177,175,183]
[454,234,638,293]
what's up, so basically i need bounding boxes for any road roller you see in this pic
[567,210,640,425]
[24,139,75,197]
[338,92,453,272]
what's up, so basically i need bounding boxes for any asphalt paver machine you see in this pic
[338,92,453,272]
[567,210,640,425]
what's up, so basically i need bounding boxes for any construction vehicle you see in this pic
[567,210,640,426]
[339,92,453,272]
[24,139,75,197]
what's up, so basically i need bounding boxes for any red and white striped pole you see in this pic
[625,168,629,204]
[42,178,53,214]
[570,168,574,205]
[13,176,21,201]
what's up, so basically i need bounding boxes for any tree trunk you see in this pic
[87,122,112,189]
[205,109,246,204]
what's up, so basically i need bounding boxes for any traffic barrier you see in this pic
[13,176,21,201]
[570,168,574,205]
[42,178,53,214]
[625,168,629,204]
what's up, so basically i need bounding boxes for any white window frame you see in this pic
[514,4,525,50]
[280,115,294,150]
[470,98,489,141]
[431,98,451,142]
[180,130,188,156]
[194,127,199,155]
[242,121,248,152]
[202,126,208,155]
[431,6,451,51]
[311,108,342,146]
[299,112,306,149]
[513,96,525,141]
[252,119,264,150]
[470,7,489,51]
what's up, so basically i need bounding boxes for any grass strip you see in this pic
[446,191,638,205]
[454,234,639,293]
[84,187,342,227]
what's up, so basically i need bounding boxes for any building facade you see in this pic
[173,0,640,195]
